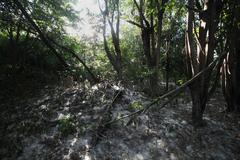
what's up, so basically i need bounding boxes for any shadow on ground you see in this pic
[0,80,240,160]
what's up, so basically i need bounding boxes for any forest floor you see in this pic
[0,74,240,160]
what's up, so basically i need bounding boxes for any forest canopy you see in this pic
[1,0,240,124]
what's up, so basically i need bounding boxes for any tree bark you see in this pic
[185,0,223,126]
[222,1,240,112]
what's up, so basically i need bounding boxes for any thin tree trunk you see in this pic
[166,49,169,91]
[222,57,234,111]
[99,0,122,80]
[13,0,69,68]
[13,0,99,83]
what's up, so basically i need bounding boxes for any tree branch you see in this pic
[126,20,143,28]
[48,38,100,83]
[133,0,150,28]
[105,53,226,125]
[13,0,69,69]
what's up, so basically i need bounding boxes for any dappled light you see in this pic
[0,0,240,159]
[1,82,240,159]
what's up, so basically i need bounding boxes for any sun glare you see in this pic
[66,0,100,38]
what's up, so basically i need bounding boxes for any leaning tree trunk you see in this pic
[13,0,99,83]
[12,0,69,68]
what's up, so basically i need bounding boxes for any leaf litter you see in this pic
[0,82,240,160]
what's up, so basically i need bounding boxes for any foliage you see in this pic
[0,0,188,83]
[0,0,238,112]
[0,0,79,75]
[58,114,76,136]
[129,101,144,110]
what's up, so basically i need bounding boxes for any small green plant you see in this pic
[129,101,144,110]
[176,79,184,86]
[58,114,76,136]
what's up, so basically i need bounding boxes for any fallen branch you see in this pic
[105,54,227,125]
[90,89,123,147]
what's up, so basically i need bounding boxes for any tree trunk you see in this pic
[149,67,159,96]
[165,46,169,91]
[234,61,240,111]
[14,0,99,83]
[99,0,122,80]
[190,83,207,126]
[222,1,240,112]
[185,0,222,126]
